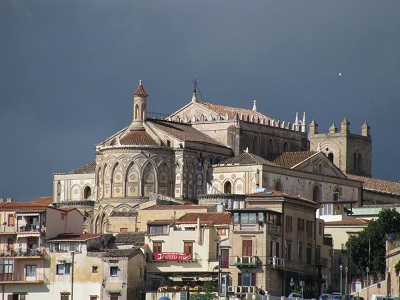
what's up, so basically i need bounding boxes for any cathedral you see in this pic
[52,80,373,234]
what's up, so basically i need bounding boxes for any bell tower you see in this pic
[131,80,148,130]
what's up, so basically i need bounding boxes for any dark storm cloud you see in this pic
[2,0,400,201]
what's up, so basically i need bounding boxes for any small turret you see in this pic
[341,118,350,133]
[131,80,148,130]
[252,100,257,112]
[309,119,318,134]
[361,121,370,137]
[329,123,338,134]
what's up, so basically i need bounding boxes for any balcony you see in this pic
[0,272,48,284]
[267,224,282,235]
[316,257,328,267]
[233,256,259,268]
[0,248,45,258]
[267,256,285,268]
[227,285,258,294]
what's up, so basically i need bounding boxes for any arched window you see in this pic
[313,185,322,203]
[275,181,283,192]
[318,162,324,175]
[357,154,362,173]
[134,104,139,120]
[333,188,340,201]
[252,135,259,155]
[268,138,274,159]
[283,141,289,152]
[224,181,232,194]
[328,153,334,163]
[84,186,92,199]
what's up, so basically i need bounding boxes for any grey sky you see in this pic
[2,1,400,201]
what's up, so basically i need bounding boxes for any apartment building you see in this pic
[144,212,231,296]
[0,197,84,299]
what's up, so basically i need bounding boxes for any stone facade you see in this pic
[309,119,372,177]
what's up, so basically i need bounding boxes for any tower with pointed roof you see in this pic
[308,118,372,177]
[131,80,148,130]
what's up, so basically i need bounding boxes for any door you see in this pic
[26,265,36,281]
[242,240,252,263]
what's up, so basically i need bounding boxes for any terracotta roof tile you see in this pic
[176,213,231,225]
[346,174,400,196]
[67,161,96,174]
[148,120,226,146]
[113,232,145,246]
[324,218,370,226]
[133,80,148,97]
[219,152,277,166]
[28,196,53,206]
[247,189,317,206]
[47,234,102,242]
[272,151,317,168]
[103,248,142,258]
[143,205,208,211]
[199,101,271,121]
[114,130,158,146]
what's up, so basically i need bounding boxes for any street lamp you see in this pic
[290,278,294,291]
[366,267,370,300]
[340,265,343,297]
[345,266,348,295]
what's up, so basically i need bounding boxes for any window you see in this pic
[7,295,26,300]
[90,297,98,300]
[306,220,313,234]
[153,242,162,253]
[0,259,14,279]
[110,295,119,300]
[110,266,118,276]
[56,263,71,275]
[268,214,280,225]
[224,181,232,194]
[60,293,70,300]
[217,228,227,236]
[84,186,92,199]
[269,241,279,257]
[26,265,36,278]
[285,216,292,231]
[238,272,256,287]
[240,213,257,224]
[297,218,304,230]
[7,215,14,227]
[220,249,229,268]
[149,225,168,234]
[92,266,98,273]
[319,222,323,235]
[285,240,292,261]
[306,245,312,264]
[183,242,193,259]
[298,242,303,262]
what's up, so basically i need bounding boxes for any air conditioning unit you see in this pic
[228,286,236,293]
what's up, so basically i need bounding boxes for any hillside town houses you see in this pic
[3,80,400,300]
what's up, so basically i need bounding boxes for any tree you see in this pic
[189,281,218,300]
[347,208,400,275]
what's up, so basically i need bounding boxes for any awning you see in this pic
[15,213,41,217]
[17,233,40,238]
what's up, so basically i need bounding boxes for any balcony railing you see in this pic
[0,272,47,283]
[233,256,259,268]
[316,257,328,267]
[0,248,44,258]
[0,225,45,234]
[227,286,258,294]
[267,256,285,268]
